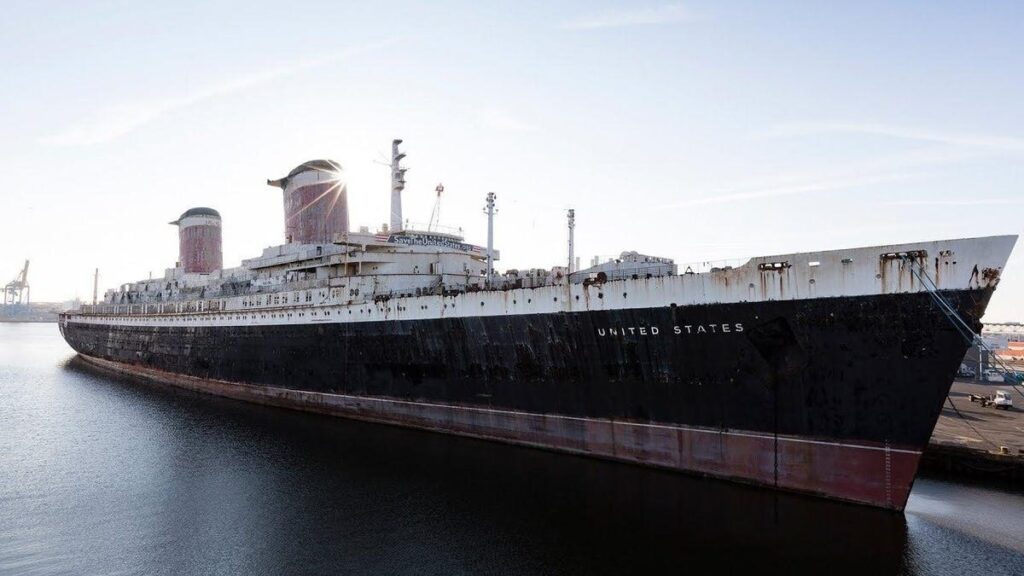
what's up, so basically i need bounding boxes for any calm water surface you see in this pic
[1,323,1022,575]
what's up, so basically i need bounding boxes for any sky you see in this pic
[0,1,1022,319]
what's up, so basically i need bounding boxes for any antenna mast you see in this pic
[567,208,575,275]
[484,192,497,288]
[429,183,444,231]
[390,139,407,232]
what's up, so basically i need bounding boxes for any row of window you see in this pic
[79,293,584,326]
[242,290,318,308]
[84,290,605,322]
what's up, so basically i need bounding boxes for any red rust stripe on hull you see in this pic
[79,355,921,511]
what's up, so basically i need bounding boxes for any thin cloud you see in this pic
[662,124,1023,209]
[477,108,539,132]
[669,172,915,208]
[884,198,1024,207]
[561,4,693,30]
[761,122,1024,153]
[659,146,980,208]
[41,39,395,146]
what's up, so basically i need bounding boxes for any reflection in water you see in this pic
[1,325,1021,575]
[904,476,1024,574]
[61,357,911,575]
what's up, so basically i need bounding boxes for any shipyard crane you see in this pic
[3,260,30,306]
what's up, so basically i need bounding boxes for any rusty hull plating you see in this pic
[57,142,1019,512]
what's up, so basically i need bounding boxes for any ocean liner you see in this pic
[60,140,1016,511]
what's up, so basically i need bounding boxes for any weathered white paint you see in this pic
[65,235,1016,329]
[175,214,221,229]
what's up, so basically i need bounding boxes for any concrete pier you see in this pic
[923,379,1024,479]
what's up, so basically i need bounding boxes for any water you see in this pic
[1,323,1021,575]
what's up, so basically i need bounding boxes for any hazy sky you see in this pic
[1,1,1022,319]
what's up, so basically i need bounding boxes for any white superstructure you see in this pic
[72,234,1013,331]
[68,139,1015,334]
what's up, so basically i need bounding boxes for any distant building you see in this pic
[963,322,1024,375]
[984,322,1024,342]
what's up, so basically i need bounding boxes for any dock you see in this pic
[923,379,1024,479]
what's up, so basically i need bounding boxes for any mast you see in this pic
[93,268,99,305]
[567,208,575,275]
[428,183,444,231]
[484,192,496,288]
[390,139,407,232]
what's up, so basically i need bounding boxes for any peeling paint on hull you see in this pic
[77,353,923,510]
[61,288,991,510]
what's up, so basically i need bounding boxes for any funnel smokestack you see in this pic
[268,159,348,243]
[170,207,222,274]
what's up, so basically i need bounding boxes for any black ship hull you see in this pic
[60,288,989,510]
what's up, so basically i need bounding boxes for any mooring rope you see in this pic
[943,396,999,451]
[903,256,1024,403]
[896,256,1024,456]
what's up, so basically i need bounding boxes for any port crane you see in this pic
[3,260,30,306]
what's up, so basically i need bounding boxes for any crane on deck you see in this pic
[428,183,444,232]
